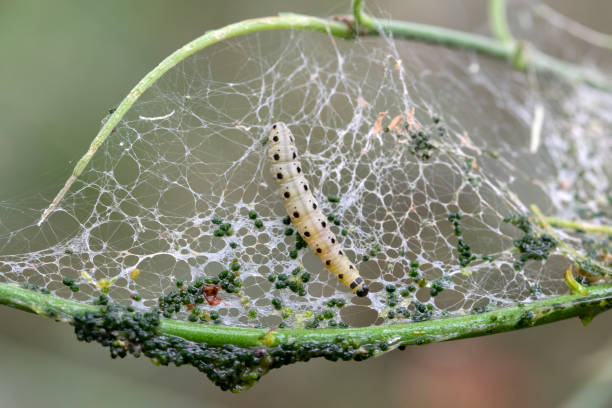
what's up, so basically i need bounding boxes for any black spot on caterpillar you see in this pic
[267,122,369,297]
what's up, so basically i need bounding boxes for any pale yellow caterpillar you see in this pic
[267,122,369,297]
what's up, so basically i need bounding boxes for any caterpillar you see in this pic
[267,122,369,297]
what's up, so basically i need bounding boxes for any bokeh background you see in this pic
[1,1,611,407]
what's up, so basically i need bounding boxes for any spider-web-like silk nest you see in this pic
[1,12,610,328]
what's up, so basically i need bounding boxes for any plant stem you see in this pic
[353,0,516,59]
[38,2,612,225]
[542,216,612,236]
[352,0,612,89]
[564,265,588,296]
[489,0,514,44]
[2,281,612,348]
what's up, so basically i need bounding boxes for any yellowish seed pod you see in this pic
[267,122,369,297]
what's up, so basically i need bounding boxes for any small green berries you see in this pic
[62,277,79,292]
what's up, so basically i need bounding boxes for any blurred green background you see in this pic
[1,1,612,407]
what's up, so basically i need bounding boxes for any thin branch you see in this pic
[542,216,612,236]
[351,1,612,89]
[352,0,516,59]
[565,265,588,296]
[489,0,514,44]
[2,281,612,349]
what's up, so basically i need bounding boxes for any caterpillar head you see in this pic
[268,122,294,146]
[356,284,369,297]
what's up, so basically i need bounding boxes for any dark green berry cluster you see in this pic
[158,279,206,318]
[247,210,264,229]
[212,216,234,237]
[457,238,477,267]
[215,265,242,294]
[70,302,416,392]
[93,294,110,305]
[327,213,342,226]
[363,236,382,261]
[407,129,436,160]
[512,233,557,270]
[503,212,557,270]
[271,297,282,310]
[448,213,462,235]
[503,213,532,234]
[73,305,159,359]
[287,233,308,259]
[267,267,309,296]
[412,301,433,322]
[382,284,411,320]
[304,311,347,329]
[62,277,80,292]
[326,298,346,308]
[430,276,451,297]
[448,213,477,267]
[71,305,261,391]
[407,259,427,288]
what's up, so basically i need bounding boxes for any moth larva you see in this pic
[267,122,369,297]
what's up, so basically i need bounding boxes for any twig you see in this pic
[2,281,612,348]
[542,216,612,236]
[564,265,588,296]
[489,0,514,44]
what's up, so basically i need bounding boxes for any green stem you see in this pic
[543,216,612,236]
[352,1,612,90]
[565,265,588,296]
[38,2,612,227]
[488,0,514,44]
[2,281,612,348]
[353,0,515,59]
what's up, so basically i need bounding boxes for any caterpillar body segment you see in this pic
[267,122,369,297]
